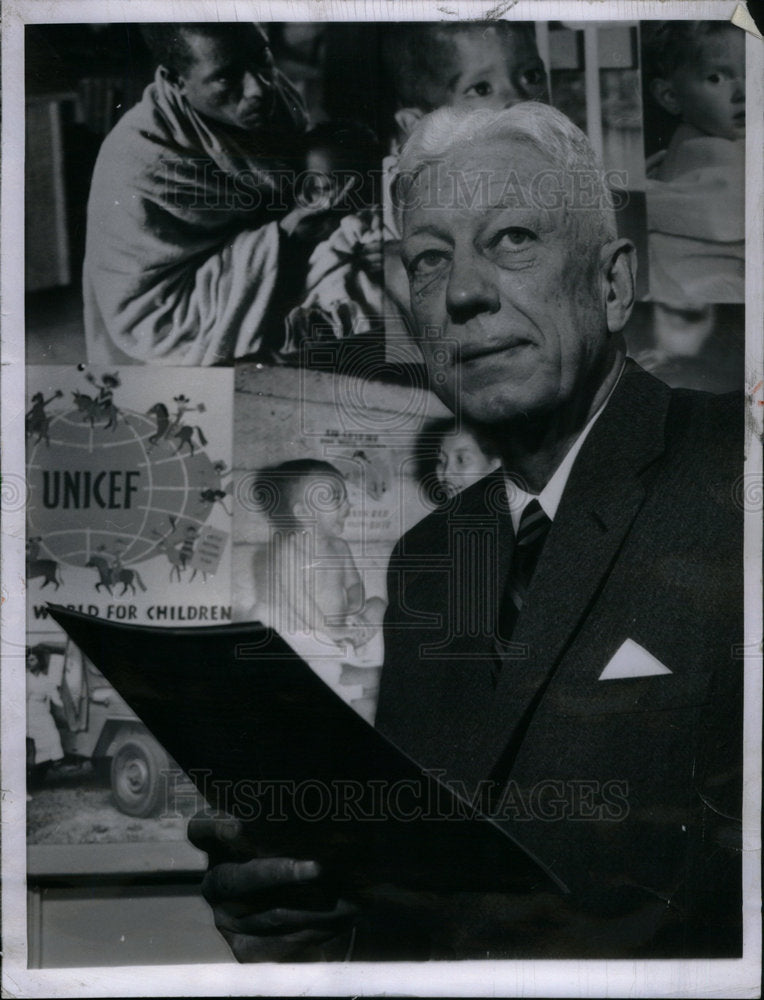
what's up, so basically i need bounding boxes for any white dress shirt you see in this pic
[504,364,624,532]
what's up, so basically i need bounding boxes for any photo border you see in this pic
[2,1,761,996]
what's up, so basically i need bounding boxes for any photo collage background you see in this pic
[22,18,745,860]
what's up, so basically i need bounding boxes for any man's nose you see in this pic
[731,76,745,102]
[241,71,265,99]
[446,247,500,323]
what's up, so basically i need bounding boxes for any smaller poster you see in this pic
[233,362,452,721]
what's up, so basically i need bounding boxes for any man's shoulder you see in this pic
[616,365,742,461]
[96,81,184,161]
[607,371,743,533]
[390,473,505,562]
[662,384,743,466]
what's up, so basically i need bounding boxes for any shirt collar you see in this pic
[504,362,625,533]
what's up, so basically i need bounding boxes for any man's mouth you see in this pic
[458,340,533,364]
[733,109,746,125]
[240,105,265,123]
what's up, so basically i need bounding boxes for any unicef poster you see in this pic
[23,365,232,915]
[26,366,233,627]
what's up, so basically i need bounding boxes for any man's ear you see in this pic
[394,107,424,141]
[600,239,637,334]
[649,77,681,116]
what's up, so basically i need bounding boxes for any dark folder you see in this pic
[48,605,560,897]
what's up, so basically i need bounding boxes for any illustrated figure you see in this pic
[146,401,208,454]
[86,548,146,596]
[84,371,126,429]
[25,390,63,446]
[199,487,231,515]
[151,516,209,582]
[151,517,189,582]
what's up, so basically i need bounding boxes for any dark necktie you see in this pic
[495,498,552,662]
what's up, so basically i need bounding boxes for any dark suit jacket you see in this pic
[375,365,743,958]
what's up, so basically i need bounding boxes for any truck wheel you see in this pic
[110,737,168,817]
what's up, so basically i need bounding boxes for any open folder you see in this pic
[49,605,560,898]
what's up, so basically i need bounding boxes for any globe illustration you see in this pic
[27,406,224,568]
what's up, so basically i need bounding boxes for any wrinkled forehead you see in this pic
[400,137,572,230]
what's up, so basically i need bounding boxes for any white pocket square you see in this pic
[598,638,672,680]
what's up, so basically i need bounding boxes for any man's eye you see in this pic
[465,81,493,98]
[706,72,722,84]
[493,228,536,250]
[409,250,449,276]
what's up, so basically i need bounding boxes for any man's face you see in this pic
[668,30,745,140]
[176,28,275,132]
[400,139,613,425]
[446,27,548,110]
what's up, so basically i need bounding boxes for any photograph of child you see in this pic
[250,458,385,723]
[642,20,745,304]
[279,123,385,359]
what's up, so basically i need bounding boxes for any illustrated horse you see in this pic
[71,390,122,430]
[85,554,146,596]
[147,402,208,455]
[26,538,64,590]
[174,424,208,455]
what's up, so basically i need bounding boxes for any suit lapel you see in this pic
[471,367,673,781]
[381,469,516,785]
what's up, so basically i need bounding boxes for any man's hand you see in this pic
[188,813,360,962]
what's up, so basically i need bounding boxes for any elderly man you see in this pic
[191,103,742,959]
[84,23,332,364]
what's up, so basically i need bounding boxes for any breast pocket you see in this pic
[549,670,714,717]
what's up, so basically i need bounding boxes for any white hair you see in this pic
[393,102,618,245]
